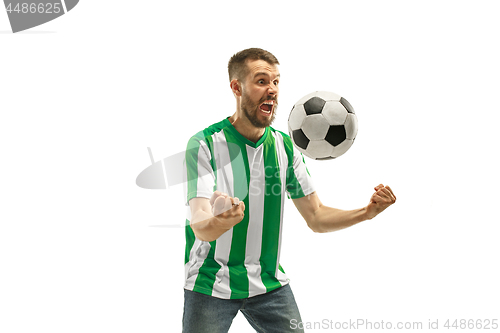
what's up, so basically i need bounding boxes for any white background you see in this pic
[1,1,499,332]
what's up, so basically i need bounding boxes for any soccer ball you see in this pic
[288,91,358,160]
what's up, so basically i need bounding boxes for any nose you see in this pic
[267,83,278,96]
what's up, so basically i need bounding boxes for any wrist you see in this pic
[363,205,376,220]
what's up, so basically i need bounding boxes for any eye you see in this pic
[258,79,265,84]
[273,80,279,86]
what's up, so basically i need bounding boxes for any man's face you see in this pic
[240,59,280,128]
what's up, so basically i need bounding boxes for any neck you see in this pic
[228,112,266,143]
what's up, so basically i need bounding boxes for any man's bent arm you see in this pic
[189,196,245,242]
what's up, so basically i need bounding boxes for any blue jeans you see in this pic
[182,283,304,333]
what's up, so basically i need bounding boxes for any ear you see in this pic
[230,79,242,97]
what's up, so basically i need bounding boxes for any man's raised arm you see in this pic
[293,184,396,233]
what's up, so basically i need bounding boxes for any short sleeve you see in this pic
[286,145,315,199]
[184,133,216,206]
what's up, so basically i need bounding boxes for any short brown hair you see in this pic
[228,48,280,83]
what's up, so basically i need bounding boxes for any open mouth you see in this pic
[259,100,275,114]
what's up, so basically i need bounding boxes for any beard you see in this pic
[241,93,278,128]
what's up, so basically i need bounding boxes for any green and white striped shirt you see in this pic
[183,117,315,299]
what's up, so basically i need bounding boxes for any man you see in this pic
[182,48,396,333]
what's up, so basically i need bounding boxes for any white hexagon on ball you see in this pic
[288,104,307,130]
[306,140,334,159]
[301,114,330,141]
[344,113,358,140]
[322,101,348,125]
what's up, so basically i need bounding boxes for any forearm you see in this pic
[309,204,369,233]
[190,210,232,242]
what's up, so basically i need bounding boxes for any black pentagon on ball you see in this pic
[303,97,326,115]
[340,97,355,114]
[325,125,346,147]
[292,129,309,150]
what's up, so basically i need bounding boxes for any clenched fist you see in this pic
[209,191,246,229]
[365,184,396,220]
